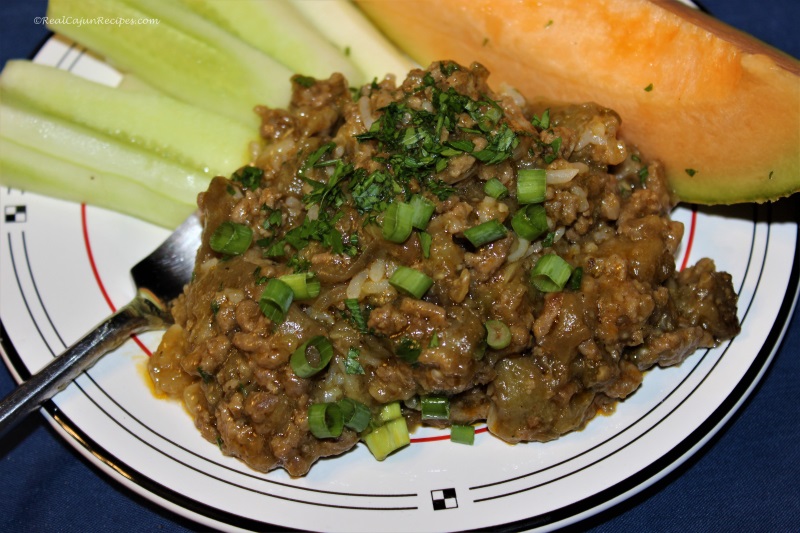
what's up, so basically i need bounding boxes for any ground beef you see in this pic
[149,61,740,476]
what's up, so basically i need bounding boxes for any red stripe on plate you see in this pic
[81,204,152,356]
[410,425,488,443]
[679,206,698,272]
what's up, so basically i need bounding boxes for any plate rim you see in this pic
[2,20,799,531]
[2,203,797,532]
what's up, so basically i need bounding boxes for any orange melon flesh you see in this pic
[355,0,800,204]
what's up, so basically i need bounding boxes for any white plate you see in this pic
[1,36,798,533]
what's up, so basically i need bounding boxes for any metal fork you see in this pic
[0,213,202,436]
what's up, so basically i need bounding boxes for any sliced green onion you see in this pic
[337,398,372,432]
[464,219,507,247]
[419,231,432,259]
[511,204,548,241]
[382,201,414,243]
[362,417,410,461]
[308,402,344,438]
[378,401,403,423]
[259,278,293,323]
[517,168,546,204]
[389,266,433,299]
[450,424,475,445]
[421,396,450,421]
[531,253,573,292]
[209,221,253,255]
[290,336,334,378]
[485,320,512,349]
[279,272,321,299]
[409,195,435,230]
[484,177,508,199]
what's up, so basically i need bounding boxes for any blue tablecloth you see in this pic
[1,1,798,531]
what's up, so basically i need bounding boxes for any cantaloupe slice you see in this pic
[355,0,800,204]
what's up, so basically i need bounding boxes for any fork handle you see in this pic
[0,290,170,437]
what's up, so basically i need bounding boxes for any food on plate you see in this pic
[148,62,740,476]
[356,0,800,204]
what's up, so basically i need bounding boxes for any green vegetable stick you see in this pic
[175,0,365,84]
[288,0,415,82]
[0,100,209,204]
[0,138,194,228]
[46,0,293,127]
[0,60,254,177]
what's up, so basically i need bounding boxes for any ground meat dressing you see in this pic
[148,62,740,476]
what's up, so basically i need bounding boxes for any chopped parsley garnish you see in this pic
[568,267,584,290]
[429,331,440,348]
[266,63,531,260]
[544,137,562,164]
[345,347,365,374]
[303,160,350,210]
[344,298,369,333]
[253,266,269,285]
[395,337,422,363]
[286,255,311,272]
[261,207,282,230]
[299,142,336,178]
[638,166,649,183]
[354,76,519,205]
[644,83,654,92]
[294,75,316,88]
[685,168,697,177]
[350,169,402,213]
[421,176,455,200]
[472,124,520,164]
[439,62,460,77]
[232,166,263,189]
[531,109,551,129]
[197,367,213,384]
[342,233,359,257]
[282,215,346,255]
